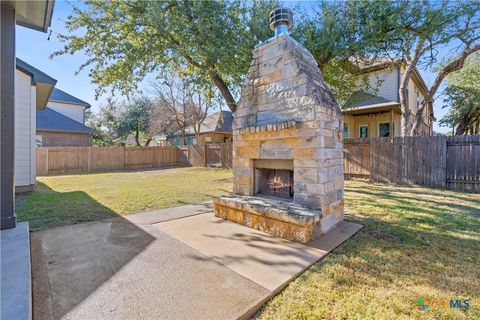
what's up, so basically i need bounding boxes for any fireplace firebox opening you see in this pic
[254,159,294,199]
[255,168,294,199]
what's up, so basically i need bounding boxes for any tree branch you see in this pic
[411,42,480,135]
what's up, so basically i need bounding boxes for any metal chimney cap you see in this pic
[269,8,293,31]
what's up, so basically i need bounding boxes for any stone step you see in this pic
[213,195,326,243]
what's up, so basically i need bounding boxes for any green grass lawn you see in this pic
[17,169,479,319]
[16,167,232,231]
[257,181,480,320]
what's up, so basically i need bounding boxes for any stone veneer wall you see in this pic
[232,34,345,230]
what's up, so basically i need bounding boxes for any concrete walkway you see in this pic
[1,222,32,320]
[31,204,361,319]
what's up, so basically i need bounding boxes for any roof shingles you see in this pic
[50,88,91,108]
[343,91,396,109]
[37,108,93,134]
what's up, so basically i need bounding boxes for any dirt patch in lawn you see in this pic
[360,227,401,243]
[214,177,233,184]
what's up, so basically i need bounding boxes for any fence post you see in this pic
[87,147,92,172]
[150,146,154,168]
[442,136,448,189]
[203,143,207,167]
[45,148,49,176]
[221,142,226,167]
[123,146,126,170]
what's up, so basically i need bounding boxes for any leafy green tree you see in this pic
[86,98,124,146]
[53,0,277,112]
[117,97,157,146]
[293,1,389,104]
[440,54,480,134]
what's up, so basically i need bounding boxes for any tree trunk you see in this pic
[194,123,201,145]
[134,126,141,146]
[208,69,237,113]
[195,132,200,146]
[144,138,153,146]
[399,65,414,136]
[181,128,187,145]
[398,39,425,136]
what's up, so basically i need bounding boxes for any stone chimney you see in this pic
[213,8,344,243]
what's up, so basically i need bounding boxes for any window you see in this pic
[378,122,390,137]
[415,87,421,109]
[36,135,43,147]
[343,123,349,138]
[359,125,368,138]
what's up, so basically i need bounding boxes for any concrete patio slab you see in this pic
[31,204,361,319]
[31,217,269,320]
[154,214,362,292]
[1,222,32,320]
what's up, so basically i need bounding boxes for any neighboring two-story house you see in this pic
[36,88,93,147]
[343,59,433,138]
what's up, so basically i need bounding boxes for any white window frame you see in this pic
[378,121,391,138]
[359,125,369,138]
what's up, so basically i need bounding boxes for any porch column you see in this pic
[389,109,394,137]
[1,4,16,230]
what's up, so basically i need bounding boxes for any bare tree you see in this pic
[188,84,214,145]
[152,72,193,146]
[148,98,176,142]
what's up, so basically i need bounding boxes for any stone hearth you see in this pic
[213,9,344,243]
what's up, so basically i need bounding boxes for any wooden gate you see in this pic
[446,135,480,191]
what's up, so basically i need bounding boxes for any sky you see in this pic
[16,0,451,133]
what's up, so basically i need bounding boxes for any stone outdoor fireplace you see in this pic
[213,8,344,243]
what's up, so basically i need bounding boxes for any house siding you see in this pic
[48,101,85,123]
[355,69,399,103]
[37,131,92,147]
[14,70,36,188]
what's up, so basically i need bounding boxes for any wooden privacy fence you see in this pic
[37,137,479,191]
[344,135,480,191]
[37,143,232,176]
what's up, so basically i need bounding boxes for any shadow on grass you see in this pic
[16,182,120,231]
[19,182,155,320]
